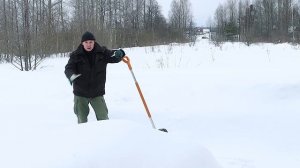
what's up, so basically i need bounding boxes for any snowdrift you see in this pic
[1,120,220,168]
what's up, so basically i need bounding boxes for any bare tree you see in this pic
[214,4,226,40]
[169,0,193,42]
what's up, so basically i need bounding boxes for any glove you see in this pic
[69,74,81,85]
[111,49,125,59]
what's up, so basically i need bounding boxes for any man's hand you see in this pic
[111,49,125,59]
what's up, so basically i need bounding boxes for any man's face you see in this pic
[82,40,95,52]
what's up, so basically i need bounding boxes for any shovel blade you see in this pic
[158,128,168,133]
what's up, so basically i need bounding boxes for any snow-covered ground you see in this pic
[1,38,300,168]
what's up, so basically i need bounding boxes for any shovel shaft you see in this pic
[123,56,157,129]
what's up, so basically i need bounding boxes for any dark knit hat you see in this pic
[81,31,95,42]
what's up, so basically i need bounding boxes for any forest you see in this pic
[2,0,298,71]
[0,0,194,70]
[213,0,300,44]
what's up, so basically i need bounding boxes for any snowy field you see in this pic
[0,38,300,168]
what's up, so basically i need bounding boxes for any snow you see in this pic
[1,38,300,168]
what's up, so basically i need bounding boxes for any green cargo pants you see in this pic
[74,95,109,123]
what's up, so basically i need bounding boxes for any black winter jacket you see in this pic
[65,42,122,98]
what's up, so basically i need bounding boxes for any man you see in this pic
[65,31,125,123]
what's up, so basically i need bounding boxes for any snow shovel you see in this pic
[122,56,168,133]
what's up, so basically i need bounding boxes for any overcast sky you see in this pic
[158,0,228,26]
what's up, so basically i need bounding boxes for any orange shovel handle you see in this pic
[122,56,156,129]
[122,56,132,70]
